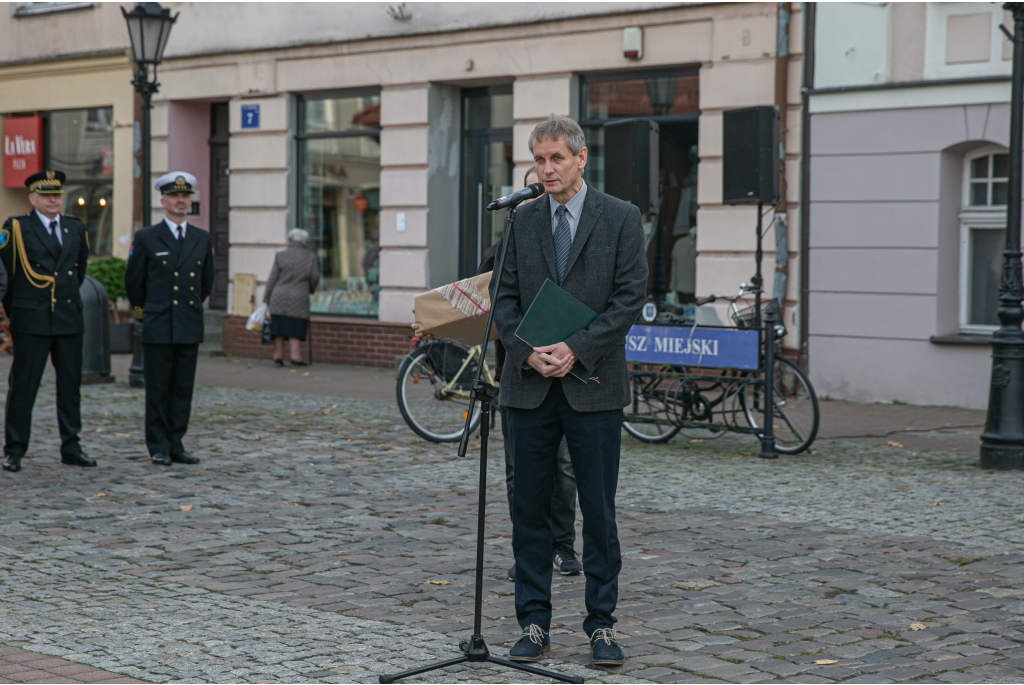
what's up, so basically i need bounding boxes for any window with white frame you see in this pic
[960,146,1009,333]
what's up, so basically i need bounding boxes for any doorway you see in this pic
[460,85,514,278]
[209,103,229,311]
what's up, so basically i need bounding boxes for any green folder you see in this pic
[514,279,598,383]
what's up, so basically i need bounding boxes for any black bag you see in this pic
[426,342,475,387]
[261,324,272,346]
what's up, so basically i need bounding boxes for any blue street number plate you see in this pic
[241,104,260,129]
[626,325,759,370]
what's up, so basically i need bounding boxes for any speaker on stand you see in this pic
[722,105,782,458]
[722,106,779,206]
[603,118,661,297]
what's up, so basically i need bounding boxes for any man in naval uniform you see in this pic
[125,171,214,466]
[1,170,94,472]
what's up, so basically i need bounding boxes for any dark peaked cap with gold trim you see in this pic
[25,170,66,194]
[155,171,197,194]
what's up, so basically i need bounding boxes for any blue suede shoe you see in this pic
[509,624,550,662]
[590,628,624,666]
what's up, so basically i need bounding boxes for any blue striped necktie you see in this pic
[554,205,572,284]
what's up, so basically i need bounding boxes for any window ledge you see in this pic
[930,333,991,346]
[308,314,409,328]
[13,2,93,17]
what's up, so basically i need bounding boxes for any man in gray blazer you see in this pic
[492,114,648,667]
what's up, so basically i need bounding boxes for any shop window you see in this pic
[297,92,381,317]
[47,107,113,256]
[960,147,1010,333]
[580,69,699,304]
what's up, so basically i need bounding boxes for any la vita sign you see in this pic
[3,116,42,188]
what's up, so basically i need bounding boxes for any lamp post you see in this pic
[123,2,177,388]
[980,3,1024,469]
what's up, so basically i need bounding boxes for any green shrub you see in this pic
[86,256,127,303]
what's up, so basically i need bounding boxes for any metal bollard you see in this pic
[129,318,145,388]
[80,276,114,384]
[758,299,778,459]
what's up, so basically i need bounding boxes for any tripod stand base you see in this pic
[379,635,584,684]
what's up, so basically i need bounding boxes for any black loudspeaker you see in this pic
[603,118,659,212]
[722,106,779,205]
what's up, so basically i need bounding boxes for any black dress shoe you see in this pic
[2,454,21,472]
[290,360,308,366]
[61,453,97,467]
[170,452,200,465]
[274,359,284,367]
[151,453,172,465]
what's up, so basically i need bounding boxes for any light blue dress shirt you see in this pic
[548,180,588,243]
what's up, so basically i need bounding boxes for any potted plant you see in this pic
[86,256,133,353]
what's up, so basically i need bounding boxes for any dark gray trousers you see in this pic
[500,405,577,553]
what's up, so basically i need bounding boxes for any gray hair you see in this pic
[287,228,309,245]
[528,114,586,156]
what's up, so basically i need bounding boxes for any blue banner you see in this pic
[626,325,759,370]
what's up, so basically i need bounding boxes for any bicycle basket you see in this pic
[732,300,781,330]
[425,343,476,385]
[731,304,761,330]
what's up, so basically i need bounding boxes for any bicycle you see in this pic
[396,338,495,443]
[622,283,819,454]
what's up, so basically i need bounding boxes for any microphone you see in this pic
[486,183,545,211]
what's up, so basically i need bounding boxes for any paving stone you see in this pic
[936,672,984,683]
[0,381,1021,683]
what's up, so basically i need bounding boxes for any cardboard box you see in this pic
[414,271,499,345]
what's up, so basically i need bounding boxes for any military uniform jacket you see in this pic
[125,221,215,345]
[0,212,89,336]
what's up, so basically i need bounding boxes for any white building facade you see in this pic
[808,2,1015,409]
[0,2,807,367]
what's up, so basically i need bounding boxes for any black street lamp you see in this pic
[123,2,177,388]
[980,3,1024,469]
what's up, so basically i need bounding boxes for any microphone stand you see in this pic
[380,202,583,685]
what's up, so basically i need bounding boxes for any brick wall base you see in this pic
[221,315,413,367]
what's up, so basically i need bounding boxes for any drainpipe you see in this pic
[774,3,791,353]
[798,2,816,372]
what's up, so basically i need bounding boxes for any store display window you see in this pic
[48,107,114,256]
[297,91,381,317]
[580,69,699,304]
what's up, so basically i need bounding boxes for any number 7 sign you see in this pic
[240,104,260,130]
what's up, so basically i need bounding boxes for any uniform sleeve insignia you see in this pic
[0,228,9,249]
[128,244,134,258]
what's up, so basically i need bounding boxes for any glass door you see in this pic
[460,86,513,278]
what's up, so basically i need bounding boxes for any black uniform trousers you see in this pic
[143,343,199,457]
[500,407,577,553]
[5,332,83,459]
[505,379,622,638]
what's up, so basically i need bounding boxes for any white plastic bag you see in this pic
[246,304,268,332]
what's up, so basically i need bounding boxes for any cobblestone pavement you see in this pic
[1,379,1024,684]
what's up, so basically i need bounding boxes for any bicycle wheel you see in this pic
[622,370,682,444]
[396,343,482,443]
[741,357,820,454]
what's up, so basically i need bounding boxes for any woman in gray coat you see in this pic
[264,228,320,366]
